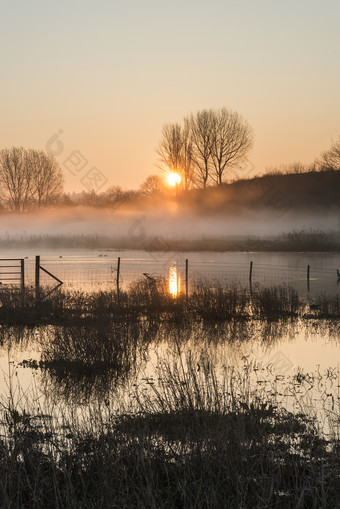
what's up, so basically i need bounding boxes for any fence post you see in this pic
[249,261,253,294]
[20,259,25,291]
[116,257,121,304]
[185,259,188,302]
[20,258,25,306]
[307,264,310,292]
[249,261,253,283]
[35,255,40,302]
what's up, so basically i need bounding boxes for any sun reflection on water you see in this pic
[169,266,181,297]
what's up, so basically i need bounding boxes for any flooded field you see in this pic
[0,253,339,507]
[1,318,339,426]
[0,321,340,425]
[1,249,339,422]
[1,248,340,296]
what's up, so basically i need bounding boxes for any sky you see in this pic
[0,0,339,193]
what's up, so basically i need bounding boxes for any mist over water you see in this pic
[0,205,339,241]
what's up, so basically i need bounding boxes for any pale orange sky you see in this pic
[1,0,339,192]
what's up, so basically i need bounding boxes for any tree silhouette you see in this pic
[317,136,340,170]
[157,108,254,189]
[210,108,254,185]
[185,109,214,188]
[139,175,165,196]
[156,123,193,190]
[0,147,63,211]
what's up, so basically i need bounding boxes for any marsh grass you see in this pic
[252,284,300,317]
[312,293,340,317]
[0,279,325,328]
[0,354,339,508]
[0,280,310,390]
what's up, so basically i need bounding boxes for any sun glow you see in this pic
[169,266,181,297]
[167,172,181,187]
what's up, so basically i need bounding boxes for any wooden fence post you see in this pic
[249,261,253,283]
[20,258,25,306]
[307,264,310,292]
[35,255,40,302]
[117,257,121,304]
[249,261,253,294]
[185,259,188,302]
[20,259,25,291]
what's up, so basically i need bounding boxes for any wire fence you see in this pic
[1,252,339,296]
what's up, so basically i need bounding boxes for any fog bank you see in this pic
[0,205,339,243]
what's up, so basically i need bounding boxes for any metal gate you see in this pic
[0,258,24,289]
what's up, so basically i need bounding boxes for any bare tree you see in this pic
[180,123,194,191]
[317,136,340,170]
[78,190,102,207]
[157,108,254,189]
[156,123,193,190]
[0,147,63,211]
[28,149,64,207]
[185,109,215,188]
[139,175,165,197]
[210,108,254,185]
[0,147,34,211]
[102,185,127,209]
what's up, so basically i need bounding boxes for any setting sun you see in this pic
[167,172,181,187]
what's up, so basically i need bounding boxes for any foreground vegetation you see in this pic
[0,353,339,508]
[0,279,339,328]
[0,282,339,507]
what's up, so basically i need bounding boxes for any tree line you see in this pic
[0,120,339,211]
